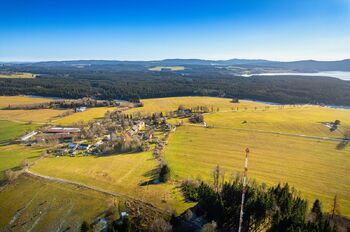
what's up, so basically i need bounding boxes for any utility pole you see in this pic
[238,148,250,232]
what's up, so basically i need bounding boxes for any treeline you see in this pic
[179,175,347,232]
[1,68,350,105]
[5,98,125,110]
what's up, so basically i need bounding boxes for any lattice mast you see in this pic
[238,148,250,232]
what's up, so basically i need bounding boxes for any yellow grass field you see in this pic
[0,72,35,79]
[127,96,265,114]
[149,66,185,71]
[30,151,191,212]
[0,109,67,123]
[204,106,350,138]
[0,96,54,109]
[165,124,350,216]
[54,107,117,125]
[0,174,113,231]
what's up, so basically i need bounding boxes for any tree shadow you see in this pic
[139,168,160,186]
[336,139,350,150]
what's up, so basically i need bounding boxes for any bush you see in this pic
[189,114,204,123]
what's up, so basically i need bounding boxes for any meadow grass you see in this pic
[0,72,35,79]
[165,125,350,216]
[0,95,54,109]
[0,174,114,231]
[30,151,192,213]
[0,109,67,123]
[148,66,185,71]
[204,106,350,138]
[127,96,265,114]
[54,107,117,125]
[0,145,43,181]
[0,120,38,145]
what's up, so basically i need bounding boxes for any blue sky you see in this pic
[1,0,349,61]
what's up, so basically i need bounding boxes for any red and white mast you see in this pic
[238,148,250,232]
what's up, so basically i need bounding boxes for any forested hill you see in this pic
[1,66,350,106]
[2,58,350,71]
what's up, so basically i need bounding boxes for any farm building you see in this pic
[36,133,74,143]
[75,106,87,112]
[46,127,81,134]
[17,131,38,142]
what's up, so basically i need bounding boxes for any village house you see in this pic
[75,106,87,112]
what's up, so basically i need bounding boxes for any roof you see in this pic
[46,127,81,133]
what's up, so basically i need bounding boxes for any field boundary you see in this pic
[24,169,166,214]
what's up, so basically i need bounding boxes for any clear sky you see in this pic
[1,0,349,61]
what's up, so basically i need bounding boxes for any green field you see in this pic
[0,120,38,145]
[0,174,113,231]
[0,145,43,181]
[30,151,191,212]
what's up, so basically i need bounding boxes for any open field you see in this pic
[0,120,38,145]
[149,66,185,71]
[0,174,113,231]
[0,96,54,109]
[165,125,350,216]
[204,106,350,138]
[0,109,67,123]
[127,96,266,114]
[0,145,43,181]
[54,107,117,125]
[30,151,191,212]
[0,72,35,79]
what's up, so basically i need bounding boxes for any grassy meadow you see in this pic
[0,72,35,79]
[0,109,67,123]
[54,107,117,125]
[204,106,350,138]
[0,174,114,231]
[0,120,38,145]
[0,96,54,109]
[149,66,185,71]
[30,151,191,212]
[0,145,43,181]
[127,96,265,114]
[165,123,350,215]
[1,96,349,222]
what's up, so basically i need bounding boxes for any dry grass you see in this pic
[0,96,54,109]
[149,66,185,71]
[0,72,35,79]
[54,107,117,125]
[0,109,67,123]
[165,125,350,216]
[30,151,191,213]
[204,106,350,138]
[0,174,113,231]
[127,96,265,114]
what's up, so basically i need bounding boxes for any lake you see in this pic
[245,71,350,81]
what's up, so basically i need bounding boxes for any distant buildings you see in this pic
[75,106,87,112]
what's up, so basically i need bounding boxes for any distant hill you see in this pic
[2,58,350,72]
